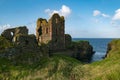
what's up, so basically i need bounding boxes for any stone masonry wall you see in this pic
[36,13,66,51]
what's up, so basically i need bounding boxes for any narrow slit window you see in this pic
[46,28,48,34]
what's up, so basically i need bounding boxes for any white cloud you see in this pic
[93,10,101,16]
[60,5,71,17]
[113,9,120,20]
[45,9,51,13]
[93,10,110,18]
[0,24,12,34]
[101,14,110,18]
[45,5,71,17]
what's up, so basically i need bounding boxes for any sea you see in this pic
[72,38,115,62]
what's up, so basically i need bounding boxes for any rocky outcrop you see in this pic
[52,40,95,62]
[105,43,111,57]
[69,41,95,62]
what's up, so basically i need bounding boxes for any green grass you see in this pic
[0,55,81,80]
[0,39,120,80]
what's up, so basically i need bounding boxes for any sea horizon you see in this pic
[72,38,120,39]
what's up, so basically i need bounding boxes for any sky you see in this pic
[0,0,120,38]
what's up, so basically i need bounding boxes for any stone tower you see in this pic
[36,18,50,44]
[36,13,65,51]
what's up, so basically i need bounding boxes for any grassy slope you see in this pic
[0,38,120,80]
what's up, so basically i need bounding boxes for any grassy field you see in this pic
[0,38,120,80]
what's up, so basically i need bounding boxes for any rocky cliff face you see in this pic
[52,41,95,62]
[66,41,95,62]
[105,39,120,58]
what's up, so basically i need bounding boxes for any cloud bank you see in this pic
[93,10,110,18]
[113,9,120,20]
[45,5,71,17]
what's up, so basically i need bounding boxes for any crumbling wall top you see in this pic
[1,26,28,41]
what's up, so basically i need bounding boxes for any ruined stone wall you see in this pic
[1,26,38,53]
[65,34,72,48]
[49,14,65,51]
[1,26,38,50]
[14,34,37,48]
[1,26,28,42]
[14,27,28,36]
[36,13,65,51]
[36,18,51,45]
[1,28,15,41]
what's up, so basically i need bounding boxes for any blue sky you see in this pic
[0,0,120,38]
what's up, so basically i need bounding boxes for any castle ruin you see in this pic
[36,13,71,51]
[0,13,94,62]
[1,13,71,52]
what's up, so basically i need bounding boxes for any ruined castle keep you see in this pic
[1,13,71,52]
[36,13,71,51]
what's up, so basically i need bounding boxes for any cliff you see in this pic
[68,41,95,62]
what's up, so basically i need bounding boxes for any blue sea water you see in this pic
[72,38,113,62]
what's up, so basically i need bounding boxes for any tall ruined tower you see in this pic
[36,13,65,51]
[36,18,51,44]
